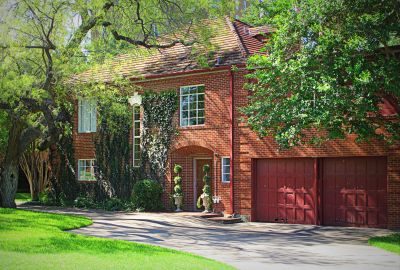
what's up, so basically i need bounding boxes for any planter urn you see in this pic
[201,194,211,213]
[174,194,183,212]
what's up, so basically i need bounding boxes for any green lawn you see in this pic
[369,233,400,255]
[0,208,235,270]
[15,192,31,203]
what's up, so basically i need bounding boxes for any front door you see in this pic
[195,159,212,208]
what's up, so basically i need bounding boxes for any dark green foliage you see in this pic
[243,0,400,148]
[95,96,135,200]
[45,105,79,205]
[131,179,163,211]
[73,196,97,209]
[141,91,178,183]
[73,196,134,211]
[173,164,183,196]
[174,164,182,174]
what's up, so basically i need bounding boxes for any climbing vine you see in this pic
[95,96,139,200]
[141,91,178,184]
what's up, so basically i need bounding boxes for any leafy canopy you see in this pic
[243,0,400,148]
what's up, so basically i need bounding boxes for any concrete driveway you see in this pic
[22,206,400,270]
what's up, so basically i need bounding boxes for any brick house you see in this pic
[73,18,400,229]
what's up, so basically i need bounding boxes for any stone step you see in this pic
[207,217,243,224]
[198,213,223,219]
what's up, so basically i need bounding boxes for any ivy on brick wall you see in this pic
[95,96,140,200]
[141,91,178,185]
[45,103,79,204]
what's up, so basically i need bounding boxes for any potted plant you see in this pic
[173,164,183,212]
[197,164,212,213]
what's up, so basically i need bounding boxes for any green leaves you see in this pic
[243,0,400,148]
[141,91,178,183]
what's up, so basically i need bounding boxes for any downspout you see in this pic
[229,66,235,215]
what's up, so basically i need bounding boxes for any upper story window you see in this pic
[133,106,141,167]
[78,98,96,133]
[180,85,205,127]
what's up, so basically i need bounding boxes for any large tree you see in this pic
[242,0,400,148]
[0,0,232,207]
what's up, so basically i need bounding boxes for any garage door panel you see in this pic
[323,157,387,228]
[356,194,366,207]
[256,158,316,224]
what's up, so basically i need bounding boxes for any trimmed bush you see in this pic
[131,179,163,211]
[173,164,183,197]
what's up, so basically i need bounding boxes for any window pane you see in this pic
[181,118,188,126]
[181,110,188,119]
[197,85,205,93]
[222,174,230,182]
[134,107,140,119]
[181,87,190,95]
[198,117,205,125]
[198,110,204,118]
[135,123,140,136]
[189,110,197,119]
[134,144,140,152]
[190,100,197,110]
[189,118,197,126]
[190,86,197,93]
[198,101,204,109]
[198,94,204,101]
[182,102,188,111]
[223,158,230,166]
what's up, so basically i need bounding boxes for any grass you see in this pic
[15,192,31,203]
[0,208,235,270]
[369,233,400,255]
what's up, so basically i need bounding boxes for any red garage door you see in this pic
[323,157,387,228]
[255,158,316,224]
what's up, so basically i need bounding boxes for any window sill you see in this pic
[221,181,231,184]
[179,124,206,130]
[77,131,97,134]
[78,180,96,183]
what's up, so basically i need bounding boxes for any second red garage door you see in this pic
[255,158,316,224]
[322,157,387,228]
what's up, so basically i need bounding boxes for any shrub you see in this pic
[131,179,163,211]
[103,197,134,211]
[173,164,183,196]
[74,196,96,209]
[39,189,58,206]
[73,196,133,211]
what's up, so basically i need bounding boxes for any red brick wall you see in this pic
[232,69,400,228]
[72,68,400,228]
[136,71,233,212]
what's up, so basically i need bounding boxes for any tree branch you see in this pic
[65,1,114,51]
[110,29,195,48]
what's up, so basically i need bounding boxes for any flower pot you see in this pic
[174,195,183,212]
[201,194,211,213]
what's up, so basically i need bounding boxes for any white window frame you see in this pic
[221,157,231,183]
[78,159,96,181]
[133,106,141,167]
[78,98,97,133]
[180,85,205,127]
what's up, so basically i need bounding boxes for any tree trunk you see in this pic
[0,121,24,208]
[0,163,19,208]
[30,170,40,202]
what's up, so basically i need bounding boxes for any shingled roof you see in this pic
[73,18,269,83]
